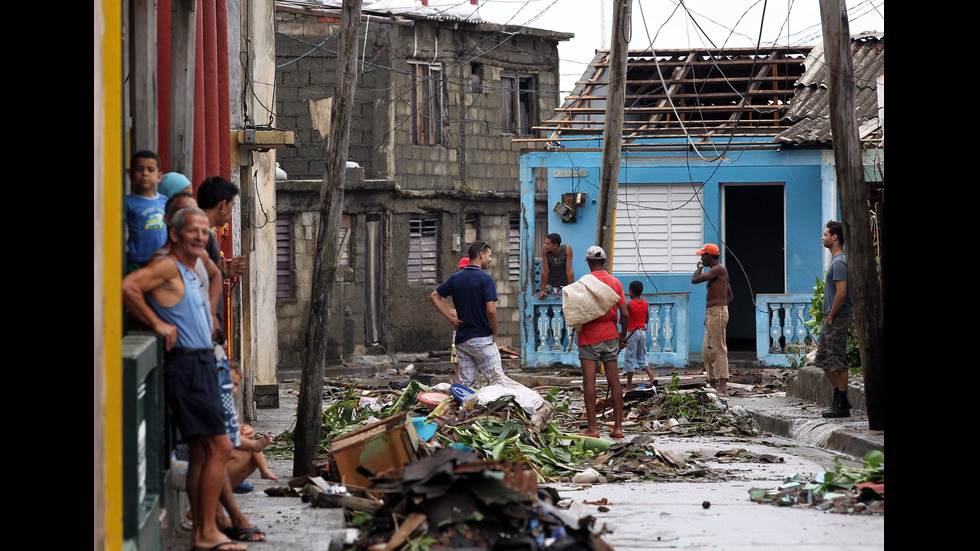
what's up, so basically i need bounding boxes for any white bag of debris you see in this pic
[561,273,622,331]
[462,372,554,431]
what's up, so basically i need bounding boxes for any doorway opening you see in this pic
[722,184,785,352]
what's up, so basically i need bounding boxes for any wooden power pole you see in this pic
[294,0,364,476]
[595,0,630,259]
[819,0,884,430]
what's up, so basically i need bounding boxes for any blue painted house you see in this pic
[515,34,883,368]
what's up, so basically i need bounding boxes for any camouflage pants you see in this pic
[814,312,853,372]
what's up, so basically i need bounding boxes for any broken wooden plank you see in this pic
[383,512,427,551]
[304,483,383,512]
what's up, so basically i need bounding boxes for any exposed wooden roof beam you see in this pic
[598,46,811,56]
[590,58,807,68]
[554,105,786,114]
[564,90,796,101]
[575,76,803,86]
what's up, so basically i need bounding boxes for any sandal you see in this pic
[223,526,266,542]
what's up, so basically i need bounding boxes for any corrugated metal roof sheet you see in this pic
[774,33,883,145]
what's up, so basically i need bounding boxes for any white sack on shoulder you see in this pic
[561,273,622,331]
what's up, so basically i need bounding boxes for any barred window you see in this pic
[509,214,520,282]
[276,217,292,298]
[408,215,438,285]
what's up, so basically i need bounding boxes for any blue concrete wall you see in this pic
[520,141,835,357]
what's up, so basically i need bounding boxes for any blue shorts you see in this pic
[164,350,226,439]
[216,353,241,448]
[623,329,647,372]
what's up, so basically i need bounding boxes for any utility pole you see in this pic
[819,0,884,430]
[294,0,364,476]
[595,0,630,260]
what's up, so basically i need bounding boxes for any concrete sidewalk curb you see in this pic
[733,394,884,461]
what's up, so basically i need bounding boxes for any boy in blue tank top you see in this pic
[125,150,168,274]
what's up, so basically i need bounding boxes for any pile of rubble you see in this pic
[547,375,763,439]
[748,451,884,515]
[749,475,884,515]
[349,447,614,550]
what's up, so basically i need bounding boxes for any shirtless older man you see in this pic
[123,207,247,551]
[691,243,734,396]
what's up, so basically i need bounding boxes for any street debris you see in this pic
[256,366,846,549]
[349,447,614,551]
[748,451,884,514]
[266,370,771,486]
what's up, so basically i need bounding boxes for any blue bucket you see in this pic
[450,383,475,402]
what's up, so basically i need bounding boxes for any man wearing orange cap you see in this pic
[692,243,734,396]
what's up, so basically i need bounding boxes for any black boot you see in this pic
[821,390,840,416]
[822,389,851,418]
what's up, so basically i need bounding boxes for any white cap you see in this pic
[586,246,607,260]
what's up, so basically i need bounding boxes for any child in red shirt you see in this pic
[624,281,657,391]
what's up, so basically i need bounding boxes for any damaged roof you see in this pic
[523,45,813,149]
[276,0,483,23]
[774,32,884,145]
[522,33,882,151]
[275,0,574,40]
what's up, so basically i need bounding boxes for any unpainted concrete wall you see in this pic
[273,11,566,366]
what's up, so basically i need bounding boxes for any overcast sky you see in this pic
[475,0,885,97]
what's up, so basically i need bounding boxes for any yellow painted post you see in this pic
[100,0,124,547]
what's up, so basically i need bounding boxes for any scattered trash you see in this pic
[748,452,884,515]
[450,382,475,402]
[572,468,602,484]
[460,372,554,431]
[417,391,452,406]
[410,416,438,442]
[260,366,848,550]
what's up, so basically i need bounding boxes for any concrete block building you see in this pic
[272,1,572,367]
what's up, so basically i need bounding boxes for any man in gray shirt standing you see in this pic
[817,220,854,418]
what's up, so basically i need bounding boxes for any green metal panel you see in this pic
[122,332,166,550]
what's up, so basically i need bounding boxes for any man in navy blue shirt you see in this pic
[429,241,503,386]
